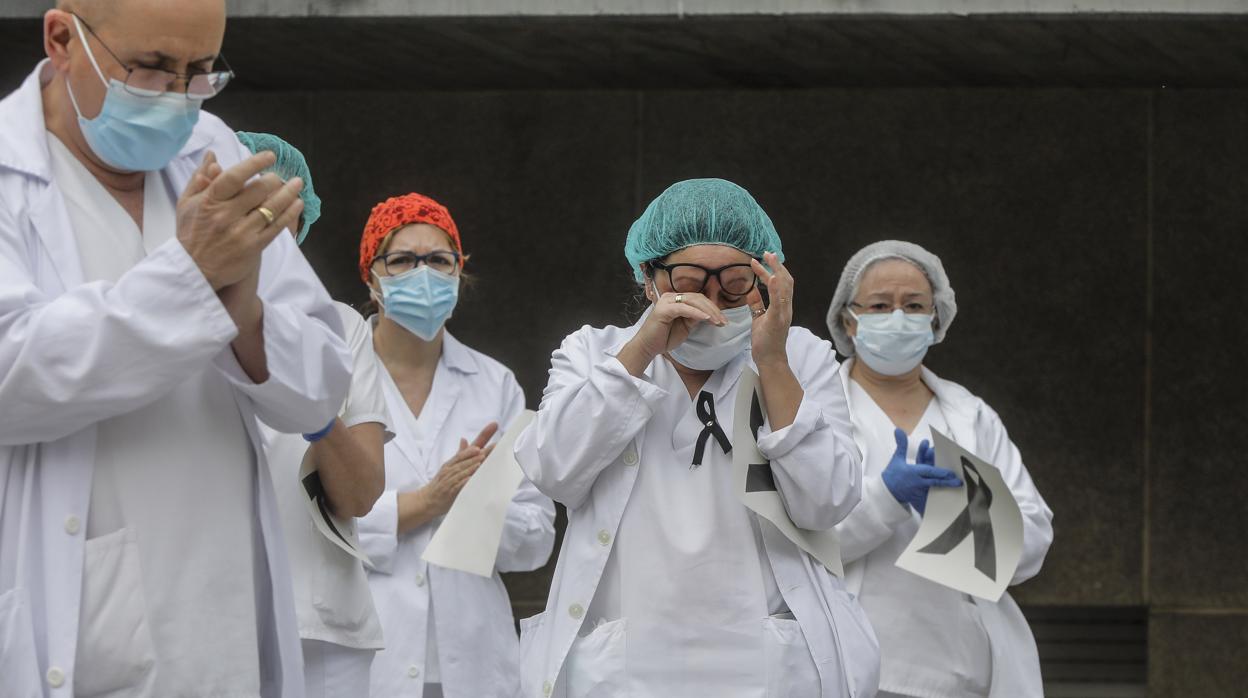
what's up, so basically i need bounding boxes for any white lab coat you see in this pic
[835,360,1054,698]
[0,61,352,698]
[513,320,881,698]
[360,331,556,698]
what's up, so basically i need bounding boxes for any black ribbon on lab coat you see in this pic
[691,390,732,469]
[302,471,352,549]
[917,456,997,580]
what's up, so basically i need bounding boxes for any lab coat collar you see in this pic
[0,61,56,181]
[441,331,480,375]
[839,357,980,451]
[0,60,215,183]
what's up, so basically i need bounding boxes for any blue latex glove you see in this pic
[881,428,962,514]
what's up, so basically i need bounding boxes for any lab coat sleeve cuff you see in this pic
[864,475,912,525]
[358,489,400,573]
[341,412,387,430]
[213,299,350,434]
[497,501,558,573]
[162,239,239,342]
[599,355,669,409]
[757,393,826,459]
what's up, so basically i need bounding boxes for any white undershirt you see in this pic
[586,357,782,696]
[848,378,993,698]
[49,135,264,695]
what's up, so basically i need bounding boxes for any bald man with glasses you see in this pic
[0,1,352,695]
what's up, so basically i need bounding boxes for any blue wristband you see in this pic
[302,419,336,443]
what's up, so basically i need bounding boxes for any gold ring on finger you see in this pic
[256,206,276,225]
[674,293,684,303]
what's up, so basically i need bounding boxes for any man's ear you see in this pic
[44,10,76,71]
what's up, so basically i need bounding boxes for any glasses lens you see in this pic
[383,252,418,276]
[426,252,459,274]
[187,71,230,99]
[718,266,756,297]
[124,68,173,97]
[667,265,708,294]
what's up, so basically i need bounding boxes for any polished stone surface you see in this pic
[1149,89,1248,607]
[1150,613,1248,694]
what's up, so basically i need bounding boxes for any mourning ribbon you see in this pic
[302,470,352,548]
[691,390,732,468]
[917,456,997,580]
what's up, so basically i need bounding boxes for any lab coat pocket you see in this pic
[826,583,881,697]
[312,533,374,631]
[0,587,42,694]
[762,615,820,698]
[75,528,157,697]
[564,618,626,698]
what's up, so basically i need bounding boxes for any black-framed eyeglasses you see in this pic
[72,13,234,99]
[371,249,461,277]
[646,259,759,299]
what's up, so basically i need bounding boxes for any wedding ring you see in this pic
[674,293,684,303]
[752,308,765,317]
[256,206,276,225]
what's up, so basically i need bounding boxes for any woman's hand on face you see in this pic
[628,290,726,363]
[748,252,794,367]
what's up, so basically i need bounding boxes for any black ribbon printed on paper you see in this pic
[745,392,778,492]
[691,390,732,468]
[302,471,353,549]
[917,456,997,580]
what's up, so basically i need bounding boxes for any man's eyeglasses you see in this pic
[73,13,234,100]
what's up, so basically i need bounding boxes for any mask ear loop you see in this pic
[368,270,386,307]
[64,15,112,121]
[71,15,112,87]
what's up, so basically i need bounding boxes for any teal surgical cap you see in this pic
[624,178,784,282]
[235,131,321,245]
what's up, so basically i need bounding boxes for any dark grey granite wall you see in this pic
[3,47,1245,689]
[202,86,1246,689]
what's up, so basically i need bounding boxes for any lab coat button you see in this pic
[622,449,638,466]
[596,530,611,546]
[568,603,584,620]
[542,680,553,696]
[415,573,426,587]
[408,665,420,678]
[46,667,65,688]
[64,515,81,535]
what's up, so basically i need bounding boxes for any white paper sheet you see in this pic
[421,410,536,577]
[299,449,371,564]
[895,428,1024,601]
[733,368,844,577]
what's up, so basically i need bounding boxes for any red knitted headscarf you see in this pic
[359,193,462,283]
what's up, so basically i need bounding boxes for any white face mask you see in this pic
[668,304,754,371]
[850,308,935,375]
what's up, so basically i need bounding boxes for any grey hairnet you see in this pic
[825,240,957,357]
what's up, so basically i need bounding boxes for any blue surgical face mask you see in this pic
[668,304,754,371]
[375,265,460,341]
[850,308,935,376]
[65,15,201,172]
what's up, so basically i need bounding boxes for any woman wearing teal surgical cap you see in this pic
[514,178,880,697]
[238,131,388,698]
